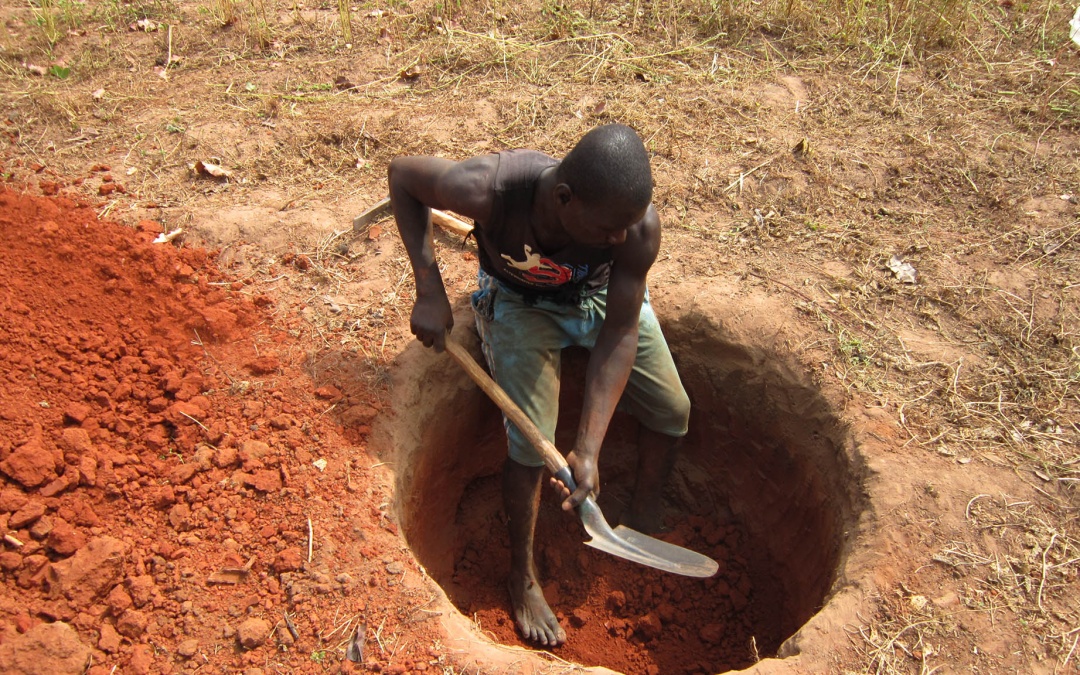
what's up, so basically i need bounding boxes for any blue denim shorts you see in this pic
[471,270,690,467]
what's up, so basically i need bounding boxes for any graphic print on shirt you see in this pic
[500,245,587,287]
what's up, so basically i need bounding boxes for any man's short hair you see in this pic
[557,124,653,211]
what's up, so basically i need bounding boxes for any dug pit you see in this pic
[382,289,867,675]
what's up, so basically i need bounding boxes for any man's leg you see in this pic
[472,273,570,646]
[613,292,690,533]
[623,427,680,533]
[504,459,566,646]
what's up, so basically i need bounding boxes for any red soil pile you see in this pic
[0,189,435,674]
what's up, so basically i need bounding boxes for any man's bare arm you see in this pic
[557,206,662,509]
[387,155,497,350]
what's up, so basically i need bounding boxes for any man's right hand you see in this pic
[388,154,497,353]
[410,293,454,352]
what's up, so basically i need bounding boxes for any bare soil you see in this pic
[1,0,1078,674]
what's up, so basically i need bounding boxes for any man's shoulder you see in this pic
[611,205,661,272]
[494,150,557,189]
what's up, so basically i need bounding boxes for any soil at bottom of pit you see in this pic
[442,465,786,675]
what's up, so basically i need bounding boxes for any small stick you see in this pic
[284,613,300,641]
[723,157,774,193]
[1037,532,1058,612]
[166,25,173,70]
[307,517,313,563]
[965,494,991,521]
[1061,631,1080,671]
[3,534,24,547]
[177,410,209,432]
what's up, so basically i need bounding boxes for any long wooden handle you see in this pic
[444,339,568,476]
[430,210,473,237]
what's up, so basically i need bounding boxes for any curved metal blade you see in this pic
[578,498,718,578]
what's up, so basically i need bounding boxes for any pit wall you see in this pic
[376,279,878,674]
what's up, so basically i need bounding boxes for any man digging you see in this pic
[389,123,691,647]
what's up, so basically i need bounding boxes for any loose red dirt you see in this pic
[0,187,442,674]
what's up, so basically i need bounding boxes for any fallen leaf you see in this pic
[399,65,422,82]
[334,75,356,91]
[24,63,47,76]
[131,18,159,32]
[346,624,366,663]
[367,8,385,17]
[886,254,917,284]
[368,224,383,240]
[192,160,232,180]
[206,555,256,585]
[92,88,106,100]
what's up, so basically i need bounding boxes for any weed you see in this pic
[30,0,63,48]
[838,330,870,366]
[246,0,273,48]
[338,0,351,44]
[207,0,237,27]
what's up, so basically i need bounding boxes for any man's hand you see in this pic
[410,293,453,352]
[550,449,599,511]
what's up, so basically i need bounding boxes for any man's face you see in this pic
[561,197,646,249]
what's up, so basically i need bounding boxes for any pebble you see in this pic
[0,551,23,572]
[236,617,270,649]
[9,501,46,530]
[98,623,121,653]
[177,638,199,658]
[0,488,29,513]
[0,434,58,488]
[0,621,91,675]
[116,609,148,638]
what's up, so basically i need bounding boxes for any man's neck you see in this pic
[530,166,571,252]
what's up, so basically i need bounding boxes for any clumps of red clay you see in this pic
[0,188,439,674]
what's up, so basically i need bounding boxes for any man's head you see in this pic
[552,124,653,247]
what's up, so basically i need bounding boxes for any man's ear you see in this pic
[554,183,573,206]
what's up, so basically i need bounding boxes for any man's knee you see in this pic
[641,388,690,438]
[666,389,692,436]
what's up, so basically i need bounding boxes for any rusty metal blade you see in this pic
[352,197,392,233]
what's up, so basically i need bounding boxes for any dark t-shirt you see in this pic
[474,149,612,303]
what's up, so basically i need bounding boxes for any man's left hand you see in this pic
[550,449,599,511]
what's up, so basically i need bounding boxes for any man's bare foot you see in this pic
[508,572,565,647]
